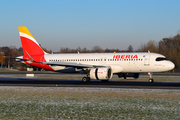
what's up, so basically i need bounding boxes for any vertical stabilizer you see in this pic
[18,26,46,56]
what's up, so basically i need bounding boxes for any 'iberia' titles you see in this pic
[113,55,138,59]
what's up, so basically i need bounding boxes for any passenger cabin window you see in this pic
[156,57,167,61]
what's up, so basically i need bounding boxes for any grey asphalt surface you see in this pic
[1,72,180,76]
[0,77,180,89]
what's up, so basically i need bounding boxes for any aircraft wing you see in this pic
[45,61,93,69]
[15,55,103,69]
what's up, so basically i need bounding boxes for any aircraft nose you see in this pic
[168,62,175,70]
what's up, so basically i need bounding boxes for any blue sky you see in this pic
[0,0,180,51]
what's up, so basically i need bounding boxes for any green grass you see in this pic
[0,67,53,73]
[0,87,180,119]
[1,98,180,119]
[0,68,17,72]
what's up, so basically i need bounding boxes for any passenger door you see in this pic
[144,54,150,66]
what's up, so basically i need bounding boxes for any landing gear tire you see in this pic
[149,79,154,83]
[82,77,90,83]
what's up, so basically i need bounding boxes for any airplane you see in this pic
[16,26,175,83]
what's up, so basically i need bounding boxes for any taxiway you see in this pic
[0,77,180,89]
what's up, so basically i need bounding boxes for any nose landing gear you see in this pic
[148,72,154,83]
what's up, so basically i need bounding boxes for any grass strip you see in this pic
[0,87,180,119]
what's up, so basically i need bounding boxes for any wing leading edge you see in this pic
[45,61,93,69]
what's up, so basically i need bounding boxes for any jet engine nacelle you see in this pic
[90,67,113,80]
[117,73,140,79]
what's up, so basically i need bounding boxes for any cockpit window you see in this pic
[156,57,167,61]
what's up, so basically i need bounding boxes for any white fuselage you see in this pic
[44,52,175,73]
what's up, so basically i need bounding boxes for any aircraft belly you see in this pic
[120,64,139,73]
[110,65,123,73]
[51,66,65,71]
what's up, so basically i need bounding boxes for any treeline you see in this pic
[58,46,127,53]
[0,32,180,69]
[137,33,180,68]
[0,46,23,68]
[0,46,127,69]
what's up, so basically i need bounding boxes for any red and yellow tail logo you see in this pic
[18,26,53,71]
[18,26,45,56]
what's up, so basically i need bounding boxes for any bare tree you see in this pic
[159,33,180,68]
[137,40,158,53]
[127,45,133,52]
[0,52,4,67]
[92,46,102,53]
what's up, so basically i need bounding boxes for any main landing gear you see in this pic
[82,76,90,82]
[148,72,154,83]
